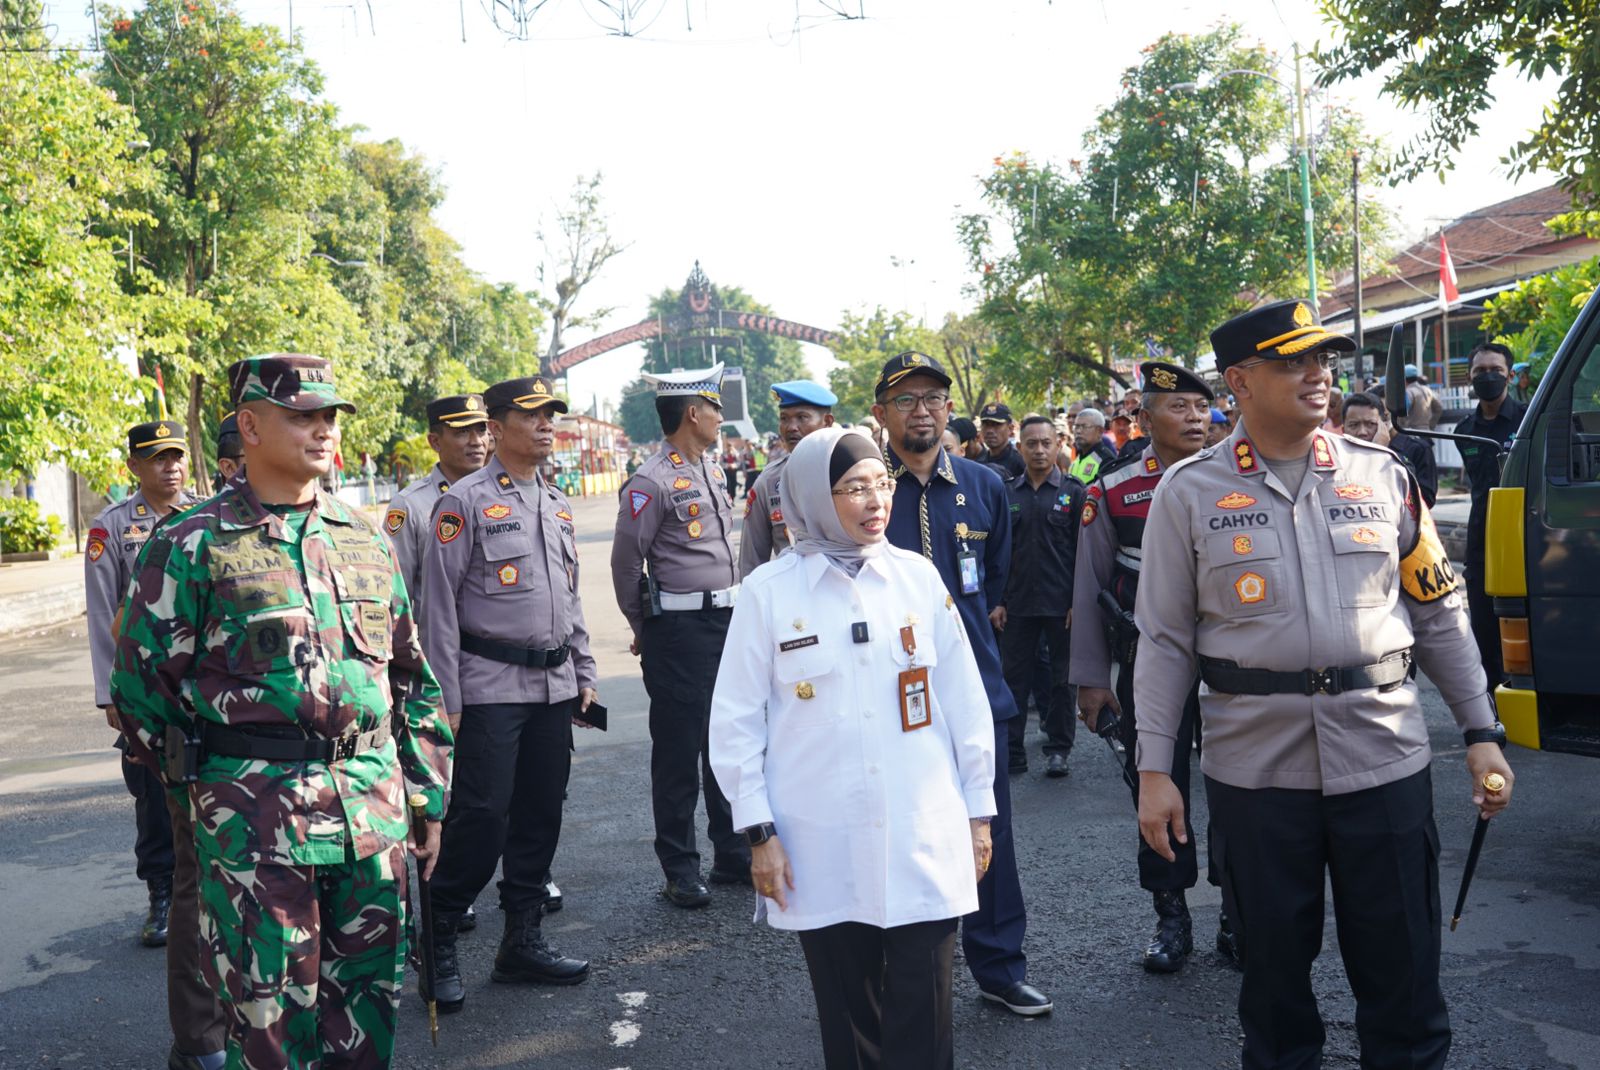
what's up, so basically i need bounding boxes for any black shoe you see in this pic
[661,876,712,908]
[1216,910,1244,971]
[490,909,589,985]
[424,911,467,1013]
[708,858,752,886]
[543,878,563,913]
[141,877,172,948]
[1045,753,1069,778]
[1008,759,1029,775]
[980,981,1053,1017]
[1144,890,1194,973]
[457,904,477,932]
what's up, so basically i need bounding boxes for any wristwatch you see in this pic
[744,822,777,847]
[1464,722,1507,749]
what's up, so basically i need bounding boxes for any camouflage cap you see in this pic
[227,354,355,413]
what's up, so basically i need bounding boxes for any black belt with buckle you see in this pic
[1198,650,1412,697]
[460,630,572,668]
[197,721,390,763]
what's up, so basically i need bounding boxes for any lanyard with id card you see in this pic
[957,549,980,595]
[898,624,931,732]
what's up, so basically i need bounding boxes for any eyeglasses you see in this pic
[885,392,950,413]
[831,478,897,503]
[1235,352,1340,374]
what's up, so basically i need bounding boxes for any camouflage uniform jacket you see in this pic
[85,487,197,707]
[110,476,454,866]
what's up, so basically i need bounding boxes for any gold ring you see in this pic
[760,885,774,895]
[1482,772,1506,795]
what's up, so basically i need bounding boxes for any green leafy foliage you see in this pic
[0,497,65,554]
[1317,0,1600,202]
[1481,257,1600,375]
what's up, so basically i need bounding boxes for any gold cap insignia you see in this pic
[1292,302,1313,327]
[465,397,479,410]
[907,353,922,365]
[1149,368,1177,390]
[156,424,170,437]
[531,379,550,396]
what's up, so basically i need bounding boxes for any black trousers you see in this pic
[1207,769,1450,1070]
[1117,659,1199,891]
[639,608,748,879]
[798,918,959,1070]
[1000,617,1076,759]
[963,720,1027,990]
[1465,562,1504,687]
[431,699,575,914]
[120,742,174,884]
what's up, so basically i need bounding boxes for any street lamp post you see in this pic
[1169,48,1319,313]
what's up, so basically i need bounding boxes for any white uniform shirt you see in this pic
[710,545,997,932]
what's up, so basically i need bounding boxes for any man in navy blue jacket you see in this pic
[872,351,1052,1018]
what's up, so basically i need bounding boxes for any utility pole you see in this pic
[1351,151,1364,383]
[1295,44,1318,313]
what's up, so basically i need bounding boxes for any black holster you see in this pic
[1098,588,1139,664]
[162,725,202,785]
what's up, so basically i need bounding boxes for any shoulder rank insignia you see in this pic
[1216,491,1257,510]
[483,503,513,520]
[1145,457,1159,473]
[1233,439,1259,474]
[496,473,513,490]
[668,451,684,466]
[384,509,406,535]
[629,490,652,518]
[1312,434,1335,469]
[436,511,464,544]
[672,476,692,491]
[438,480,450,494]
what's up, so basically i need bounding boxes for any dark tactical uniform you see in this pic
[1454,393,1525,684]
[111,356,453,1070]
[998,467,1083,767]
[612,369,749,897]
[419,377,594,999]
[1137,304,1498,1070]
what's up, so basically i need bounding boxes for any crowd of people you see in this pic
[84,300,1525,1070]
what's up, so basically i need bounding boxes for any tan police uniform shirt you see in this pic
[419,456,596,714]
[738,452,793,580]
[1132,423,1495,796]
[384,465,453,605]
[611,442,739,638]
[85,488,196,707]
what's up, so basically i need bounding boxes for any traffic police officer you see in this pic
[420,375,595,1008]
[86,420,195,949]
[1135,302,1515,1070]
[739,379,836,578]
[386,394,493,604]
[112,354,453,1070]
[1069,361,1235,973]
[611,363,750,907]
[873,351,1052,1018]
[87,421,228,1070]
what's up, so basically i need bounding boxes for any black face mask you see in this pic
[1472,373,1507,402]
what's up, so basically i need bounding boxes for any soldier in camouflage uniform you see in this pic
[111,354,453,1070]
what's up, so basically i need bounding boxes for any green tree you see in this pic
[1481,257,1600,375]
[962,27,1391,398]
[0,21,156,486]
[1318,0,1600,201]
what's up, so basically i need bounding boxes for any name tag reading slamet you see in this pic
[1208,512,1271,531]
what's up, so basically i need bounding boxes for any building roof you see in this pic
[1323,183,1594,318]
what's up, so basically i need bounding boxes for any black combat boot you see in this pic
[424,911,467,1014]
[458,903,477,932]
[1216,910,1244,971]
[490,909,589,986]
[1143,889,1193,973]
[141,877,172,948]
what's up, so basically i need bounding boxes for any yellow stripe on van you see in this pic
[1484,486,1526,598]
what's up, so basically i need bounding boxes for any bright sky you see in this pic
[47,0,1559,413]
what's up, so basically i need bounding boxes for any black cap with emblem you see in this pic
[127,420,188,459]
[1209,299,1356,373]
[426,394,490,428]
[978,402,1013,423]
[483,377,569,416]
[873,351,953,398]
[1140,361,1215,402]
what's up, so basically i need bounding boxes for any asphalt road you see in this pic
[1,498,1597,1069]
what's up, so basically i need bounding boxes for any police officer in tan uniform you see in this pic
[738,380,835,578]
[386,394,492,603]
[611,363,750,907]
[1135,300,1515,1070]
[420,375,596,1011]
[86,420,226,1070]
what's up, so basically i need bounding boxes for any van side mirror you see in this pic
[1383,324,1407,417]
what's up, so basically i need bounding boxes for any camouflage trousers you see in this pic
[199,842,409,1070]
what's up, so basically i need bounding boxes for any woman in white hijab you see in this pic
[709,427,997,1070]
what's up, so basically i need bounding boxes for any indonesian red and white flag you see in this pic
[1439,234,1460,310]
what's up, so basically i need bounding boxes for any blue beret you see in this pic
[1512,362,1530,373]
[770,380,837,408]
[1210,408,1228,424]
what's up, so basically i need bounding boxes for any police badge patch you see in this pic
[436,511,465,544]
[384,509,406,535]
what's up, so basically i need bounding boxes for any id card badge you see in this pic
[899,666,931,732]
[957,549,981,595]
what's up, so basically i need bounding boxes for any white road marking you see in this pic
[609,990,649,1047]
